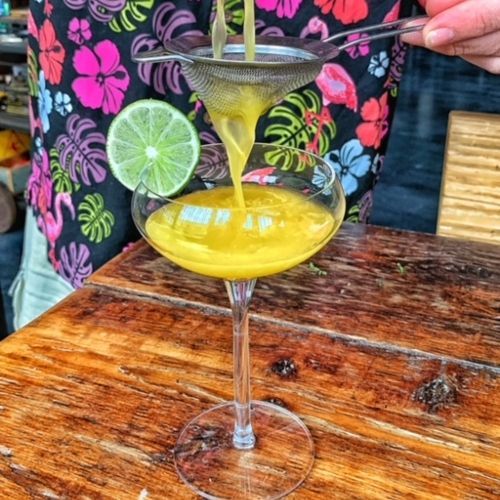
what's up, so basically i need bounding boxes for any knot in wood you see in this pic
[413,375,458,413]
[150,452,169,465]
[455,263,492,279]
[174,425,232,457]
[271,358,297,378]
[264,397,288,409]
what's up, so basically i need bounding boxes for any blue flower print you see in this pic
[312,165,333,197]
[368,51,390,78]
[54,91,73,117]
[38,70,53,133]
[325,139,371,196]
[34,136,43,154]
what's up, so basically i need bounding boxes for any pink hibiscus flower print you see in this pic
[39,19,65,85]
[356,93,390,149]
[316,63,358,111]
[256,0,304,19]
[314,0,368,25]
[72,40,130,115]
[68,18,92,45]
[345,34,370,59]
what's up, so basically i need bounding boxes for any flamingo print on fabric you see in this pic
[316,64,358,111]
[37,193,76,269]
[300,17,329,39]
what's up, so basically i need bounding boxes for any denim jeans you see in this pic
[10,208,74,331]
[0,227,23,337]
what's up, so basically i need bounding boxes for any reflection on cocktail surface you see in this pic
[145,183,341,281]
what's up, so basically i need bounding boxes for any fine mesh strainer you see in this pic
[134,17,425,116]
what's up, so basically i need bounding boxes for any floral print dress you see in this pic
[28,0,413,289]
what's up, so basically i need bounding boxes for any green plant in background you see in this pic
[210,0,244,36]
[110,0,154,32]
[187,92,201,122]
[50,148,80,194]
[78,193,115,243]
[27,49,38,98]
[346,204,360,223]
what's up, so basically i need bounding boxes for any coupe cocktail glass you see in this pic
[132,143,345,499]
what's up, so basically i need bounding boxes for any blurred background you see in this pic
[0,0,29,339]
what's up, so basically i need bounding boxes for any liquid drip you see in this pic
[210,0,258,208]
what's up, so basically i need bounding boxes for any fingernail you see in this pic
[426,28,455,47]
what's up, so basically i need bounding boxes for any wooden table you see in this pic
[0,223,499,499]
[438,111,500,244]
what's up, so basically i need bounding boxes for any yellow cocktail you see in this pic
[145,184,339,280]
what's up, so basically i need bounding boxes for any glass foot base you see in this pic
[173,401,314,499]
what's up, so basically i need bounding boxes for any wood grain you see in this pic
[0,287,498,499]
[438,111,500,243]
[89,223,500,367]
[1,223,499,498]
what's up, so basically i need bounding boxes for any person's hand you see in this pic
[402,0,500,74]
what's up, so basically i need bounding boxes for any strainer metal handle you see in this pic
[134,48,193,64]
[134,15,427,65]
[325,15,427,51]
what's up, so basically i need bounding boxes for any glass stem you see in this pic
[225,279,257,450]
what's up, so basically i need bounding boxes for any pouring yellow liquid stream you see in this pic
[212,0,227,60]
[243,0,256,61]
[209,0,260,208]
[145,1,340,280]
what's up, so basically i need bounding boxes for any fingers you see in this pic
[400,18,428,47]
[461,55,500,74]
[423,0,500,46]
[425,31,500,57]
[406,0,500,73]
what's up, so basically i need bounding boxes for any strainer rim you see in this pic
[163,34,340,67]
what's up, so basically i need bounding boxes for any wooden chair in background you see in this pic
[437,111,500,244]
